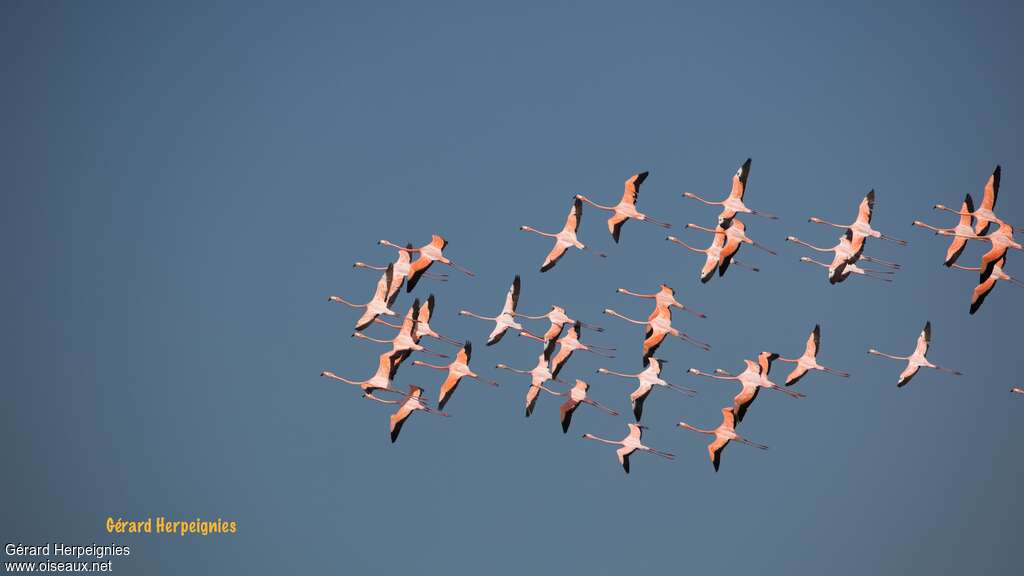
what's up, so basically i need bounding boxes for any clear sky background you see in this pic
[3,1,1023,574]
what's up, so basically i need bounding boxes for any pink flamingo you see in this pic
[411,342,498,410]
[682,158,777,222]
[576,171,672,243]
[677,407,768,472]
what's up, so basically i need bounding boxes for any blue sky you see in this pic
[3,1,1022,574]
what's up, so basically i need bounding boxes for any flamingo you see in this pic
[378,234,474,292]
[515,305,605,342]
[596,357,696,422]
[789,229,898,283]
[799,257,894,283]
[868,321,962,387]
[412,342,498,410]
[575,171,672,243]
[604,305,711,358]
[459,275,539,346]
[616,284,706,318]
[1012,387,1024,395]
[677,407,768,472]
[495,353,565,417]
[682,158,777,222]
[912,194,975,266]
[553,379,619,433]
[937,222,1022,283]
[667,230,760,283]
[328,263,397,330]
[808,189,908,245]
[354,242,447,301]
[521,197,606,272]
[686,218,777,276]
[778,324,850,386]
[933,165,1004,234]
[374,294,463,346]
[521,320,616,378]
[688,353,804,423]
[581,423,675,474]
[353,300,449,371]
[388,385,450,443]
[708,217,770,276]
[320,351,410,404]
[950,256,1022,314]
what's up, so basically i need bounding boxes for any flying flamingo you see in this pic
[682,158,777,222]
[320,351,410,404]
[868,321,962,387]
[778,324,850,386]
[677,407,768,472]
[328,263,397,330]
[352,300,449,371]
[604,305,711,358]
[686,218,777,276]
[1012,387,1024,395]
[378,234,474,292]
[581,423,675,474]
[950,256,1022,314]
[640,305,711,355]
[412,342,498,410]
[688,353,803,423]
[521,197,606,272]
[552,379,619,433]
[789,230,898,283]
[616,284,706,318]
[354,242,448,301]
[388,385,450,443]
[667,230,760,283]
[933,165,1004,234]
[799,257,894,283]
[515,305,605,343]
[596,357,696,422]
[937,222,1022,283]
[575,171,672,243]
[373,294,463,347]
[808,189,908,245]
[521,320,616,378]
[912,194,975,266]
[459,275,540,346]
[495,353,565,417]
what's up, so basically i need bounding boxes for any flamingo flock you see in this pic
[320,163,1018,468]
[915,167,1022,313]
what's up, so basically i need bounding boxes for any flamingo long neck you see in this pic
[324,373,361,386]
[680,423,714,435]
[578,195,615,211]
[687,193,718,206]
[585,435,621,446]
[329,296,363,308]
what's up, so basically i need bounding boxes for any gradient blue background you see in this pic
[3,1,1022,574]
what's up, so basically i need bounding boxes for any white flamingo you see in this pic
[581,423,675,474]
[868,321,962,387]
